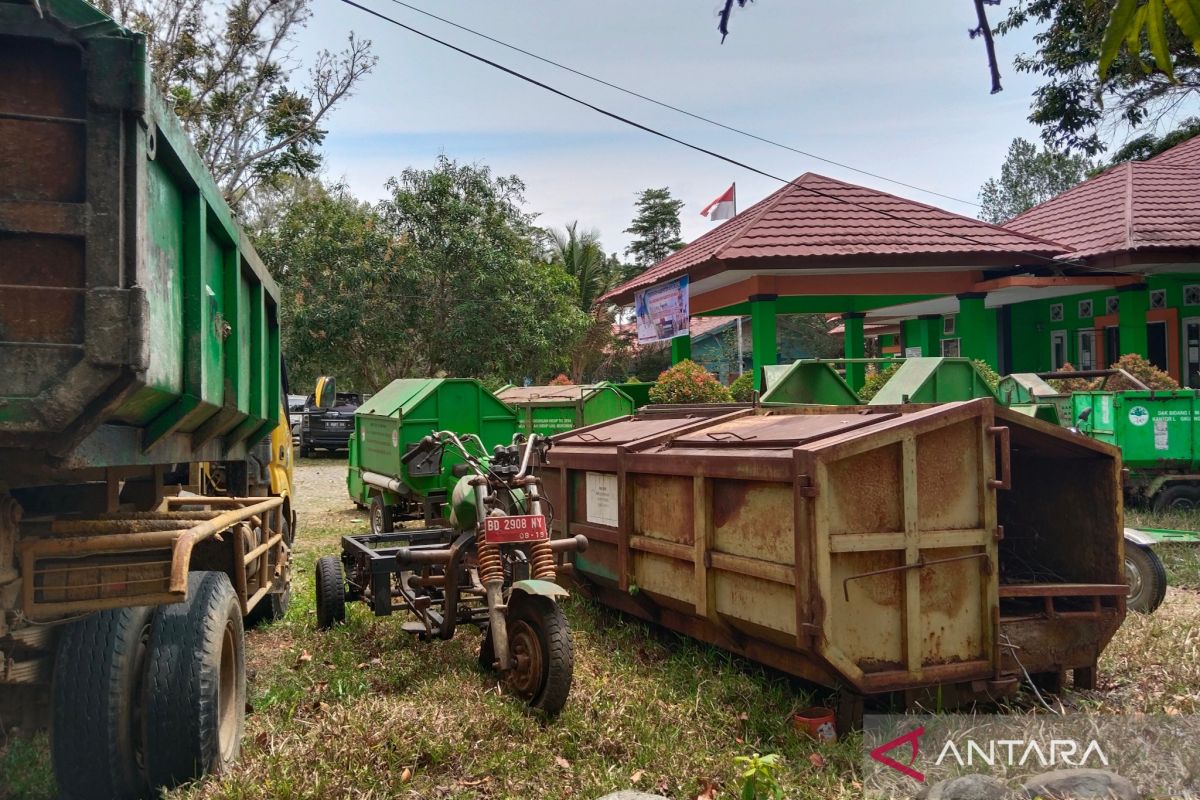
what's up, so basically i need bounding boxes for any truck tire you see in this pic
[51,605,155,800]
[1125,544,1168,614]
[370,495,394,535]
[1152,483,1200,512]
[315,555,346,629]
[143,571,246,790]
[245,517,292,626]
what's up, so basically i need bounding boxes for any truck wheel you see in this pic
[370,495,394,535]
[245,517,292,626]
[315,555,346,629]
[1126,544,1167,614]
[143,571,246,790]
[1152,483,1200,511]
[504,596,573,716]
[51,606,155,800]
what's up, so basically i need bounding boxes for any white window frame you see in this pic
[1150,289,1166,309]
[1050,303,1064,322]
[942,315,956,336]
[940,338,961,357]
[1077,329,1097,370]
[1183,317,1200,388]
[1078,299,1093,319]
[1186,285,1200,306]
[1051,330,1068,369]
[1106,295,1120,315]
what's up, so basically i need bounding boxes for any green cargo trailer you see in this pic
[1,2,292,793]
[1073,389,1200,510]
[347,378,518,532]
[497,384,635,437]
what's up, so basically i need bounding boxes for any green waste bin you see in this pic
[602,381,655,408]
[869,358,996,405]
[498,384,635,436]
[347,378,517,517]
[758,361,861,406]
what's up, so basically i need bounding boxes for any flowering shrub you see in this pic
[1047,362,1100,393]
[1107,353,1179,390]
[729,371,755,402]
[648,360,733,404]
[548,374,573,386]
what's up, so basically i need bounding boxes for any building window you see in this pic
[1051,330,1068,369]
[1150,289,1166,309]
[1186,285,1200,306]
[1050,303,1064,322]
[1078,299,1094,318]
[1106,295,1120,315]
[941,338,961,357]
[943,315,956,336]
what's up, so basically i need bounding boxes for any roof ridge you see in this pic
[1124,161,1135,250]
[790,172,1074,252]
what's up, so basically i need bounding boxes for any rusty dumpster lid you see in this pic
[670,412,898,448]
[553,414,721,446]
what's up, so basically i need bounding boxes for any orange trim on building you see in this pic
[972,275,1139,292]
[691,271,983,314]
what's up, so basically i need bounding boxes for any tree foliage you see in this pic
[729,371,755,402]
[98,0,375,205]
[999,0,1200,155]
[257,159,589,390]
[1099,116,1200,166]
[978,137,1093,223]
[623,187,685,268]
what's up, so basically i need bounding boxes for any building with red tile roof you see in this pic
[605,136,1200,391]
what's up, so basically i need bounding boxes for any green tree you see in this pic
[998,0,1200,155]
[1099,116,1200,167]
[978,137,1093,223]
[547,222,615,311]
[255,180,411,391]
[97,0,375,205]
[377,156,588,383]
[623,187,685,268]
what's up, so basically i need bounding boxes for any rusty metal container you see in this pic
[541,399,1125,702]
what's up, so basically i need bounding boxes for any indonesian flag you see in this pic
[700,183,736,220]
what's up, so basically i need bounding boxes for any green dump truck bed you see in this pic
[0,0,281,483]
[1073,390,1200,470]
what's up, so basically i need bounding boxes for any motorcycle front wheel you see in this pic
[503,596,574,716]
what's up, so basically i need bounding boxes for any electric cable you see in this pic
[335,0,1089,275]
[379,0,981,208]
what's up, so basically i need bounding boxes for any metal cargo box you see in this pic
[497,384,634,437]
[541,400,1125,702]
[1072,390,1200,470]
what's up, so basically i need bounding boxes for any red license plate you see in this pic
[483,514,549,544]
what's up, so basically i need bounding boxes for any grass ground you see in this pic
[2,463,1198,799]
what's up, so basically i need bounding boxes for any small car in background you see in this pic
[298,377,362,457]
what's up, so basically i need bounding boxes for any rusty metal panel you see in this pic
[631,552,694,607]
[825,443,904,536]
[713,571,796,638]
[631,474,693,545]
[829,549,905,670]
[916,421,983,532]
[712,479,794,565]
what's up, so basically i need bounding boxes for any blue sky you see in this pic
[297,0,1051,254]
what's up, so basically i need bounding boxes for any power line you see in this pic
[379,0,981,209]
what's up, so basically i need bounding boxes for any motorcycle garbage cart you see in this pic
[314,431,587,715]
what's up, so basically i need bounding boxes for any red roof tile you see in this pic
[605,173,1066,304]
[1005,136,1200,259]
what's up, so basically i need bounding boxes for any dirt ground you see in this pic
[292,456,361,530]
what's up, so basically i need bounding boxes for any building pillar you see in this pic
[750,294,778,391]
[670,334,691,364]
[918,314,942,356]
[1118,283,1149,359]
[842,312,866,391]
[957,293,998,368]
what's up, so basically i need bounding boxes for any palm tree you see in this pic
[548,222,614,312]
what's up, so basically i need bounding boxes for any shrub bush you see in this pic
[729,371,755,402]
[1046,362,1100,393]
[548,373,573,386]
[857,362,900,401]
[649,360,733,404]
[1107,352,1179,390]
